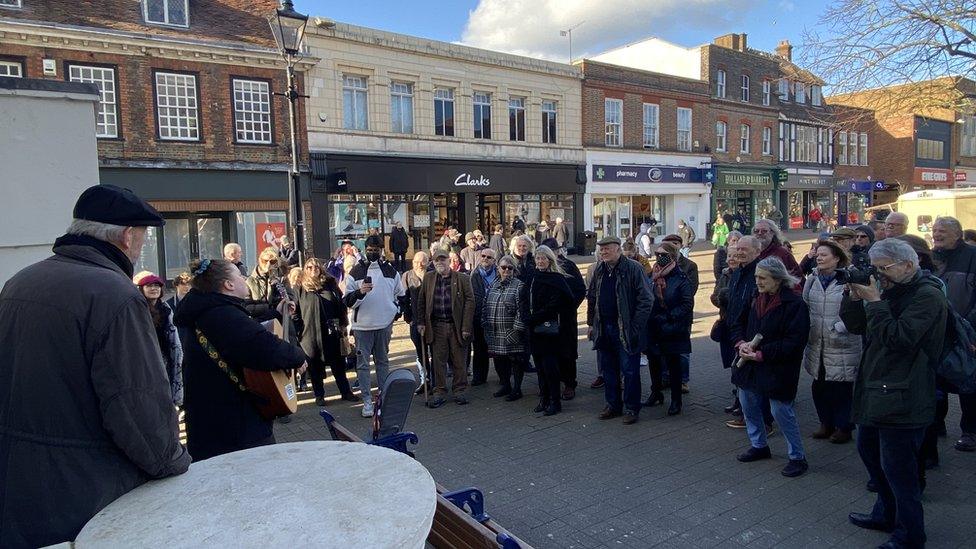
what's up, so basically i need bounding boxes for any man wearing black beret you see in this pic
[0,184,191,548]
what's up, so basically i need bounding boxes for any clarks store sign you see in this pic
[317,154,581,194]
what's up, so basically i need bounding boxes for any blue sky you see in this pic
[294,0,833,62]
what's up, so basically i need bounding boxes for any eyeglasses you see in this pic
[885,222,906,228]
[876,261,903,272]
[499,265,514,271]
[481,254,495,259]
[753,229,771,235]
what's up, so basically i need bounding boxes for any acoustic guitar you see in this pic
[243,281,299,419]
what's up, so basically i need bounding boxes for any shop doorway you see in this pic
[433,194,462,238]
[477,194,502,234]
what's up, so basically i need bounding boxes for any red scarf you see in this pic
[754,291,783,318]
[651,260,677,300]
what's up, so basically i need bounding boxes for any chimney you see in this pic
[713,33,738,51]
[738,33,748,51]
[776,40,793,62]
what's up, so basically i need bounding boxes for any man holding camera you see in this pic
[840,238,947,549]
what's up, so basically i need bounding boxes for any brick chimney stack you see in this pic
[713,33,748,52]
[776,40,793,62]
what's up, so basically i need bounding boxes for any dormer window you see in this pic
[778,78,789,101]
[0,1,23,9]
[144,0,188,28]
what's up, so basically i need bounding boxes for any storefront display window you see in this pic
[505,194,541,235]
[134,226,160,277]
[756,191,775,223]
[591,195,633,241]
[330,194,381,251]
[632,196,664,236]
[540,194,575,244]
[235,211,287,270]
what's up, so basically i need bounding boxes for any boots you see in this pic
[812,424,834,439]
[534,399,549,413]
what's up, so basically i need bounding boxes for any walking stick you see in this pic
[420,339,432,407]
[732,334,763,369]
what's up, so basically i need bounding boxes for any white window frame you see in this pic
[508,96,526,142]
[715,121,727,152]
[961,115,976,157]
[69,64,119,139]
[778,79,790,101]
[838,130,848,165]
[390,81,414,134]
[811,85,822,106]
[0,60,23,77]
[542,100,557,144]
[762,126,772,155]
[796,125,817,162]
[232,78,272,144]
[154,71,199,141]
[143,0,189,28]
[472,91,491,139]
[677,107,692,152]
[605,98,622,147]
[642,103,659,149]
[762,80,770,106]
[716,70,726,98]
[849,132,859,165]
[795,82,806,104]
[740,124,751,154]
[860,132,868,166]
[0,0,23,8]
[434,87,455,137]
[342,75,369,131]
[741,75,750,102]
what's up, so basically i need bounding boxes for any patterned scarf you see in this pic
[651,260,677,300]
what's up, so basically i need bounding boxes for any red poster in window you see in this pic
[256,222,287,252]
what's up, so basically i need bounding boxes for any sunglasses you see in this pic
[753,229,771,235]
[499,265,514,271]
[481,254,495,259]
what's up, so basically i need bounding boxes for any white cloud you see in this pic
[460,0,756,62]
[778,0,795,12]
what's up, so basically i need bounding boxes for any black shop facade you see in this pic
[309,153,585,257]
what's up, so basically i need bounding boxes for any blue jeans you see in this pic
[857,425,926,547]
[352,323,393,405]
[597,321,642,414]
[739,388,805,460]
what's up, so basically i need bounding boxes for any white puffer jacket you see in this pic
[801,271,862,382]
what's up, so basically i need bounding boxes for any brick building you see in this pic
[829,77,976,206]
[302,20,584,256]
[590,33,835,233]
[577,59,711,241]
[0,0,314,278]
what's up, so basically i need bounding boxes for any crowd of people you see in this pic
[3,183,975,549]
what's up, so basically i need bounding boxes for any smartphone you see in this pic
[364,276,372,284]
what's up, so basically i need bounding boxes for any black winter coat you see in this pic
[726,258,758,331]
[0,239,190,549]
[558,256,587,359]
[730,287,810,402]
[527,271,575,359]
[647,268,694,355]
[295,286,347,362]
[514,252,536,284]
[390,227,410,254]
[713,246,727,282]
[175,290,307,461]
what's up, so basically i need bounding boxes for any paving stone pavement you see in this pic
[272,240,976,548]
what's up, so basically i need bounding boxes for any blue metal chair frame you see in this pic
[319,409,420,458]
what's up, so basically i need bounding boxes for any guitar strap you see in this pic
[195,328,250,394]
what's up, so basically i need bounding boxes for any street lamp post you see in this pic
[269,0,309,265]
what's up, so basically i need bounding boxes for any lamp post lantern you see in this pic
[269,0,309,264]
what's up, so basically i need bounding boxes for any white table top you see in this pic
[75,441,437,549]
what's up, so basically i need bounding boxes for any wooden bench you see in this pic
[320,413,532,549]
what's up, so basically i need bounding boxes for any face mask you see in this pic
[366,252,381,262]
[656,253,673,267]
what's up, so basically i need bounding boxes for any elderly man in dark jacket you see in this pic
[587,236,653,424]
[0,185,191,549]
[470,247,499,385]
[841,238,947,549]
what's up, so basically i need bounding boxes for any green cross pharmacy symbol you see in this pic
[595,167,605,180]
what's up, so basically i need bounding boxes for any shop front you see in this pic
[101,167,296,281]
[779,174,835,230]
[309,153,584,256]
[833,180,879,226]
[584,151,712,243]
[911,167,953,190]
[955,167,976,189]
[711,167,777,234]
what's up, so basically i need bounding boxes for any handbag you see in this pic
[530,281,560,335]
[339,334,354,357]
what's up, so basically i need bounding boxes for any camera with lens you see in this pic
[836,264,877,286]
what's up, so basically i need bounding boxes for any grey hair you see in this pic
[868,238,919,266]
[534,245,566,275]
[753,219,784,243]
[498,254,517,269]
[738,235,763,252]
[727,230,744,241]
[756,257,800,288]
[934,216,963,236]
[223,242,241,255]
[66,218,127,244]
[510,234,536,254]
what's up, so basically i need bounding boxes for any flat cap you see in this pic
[73,184,165,227]
[830,227,858,239]
[597,236,622,246]
[431,248,450,260]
